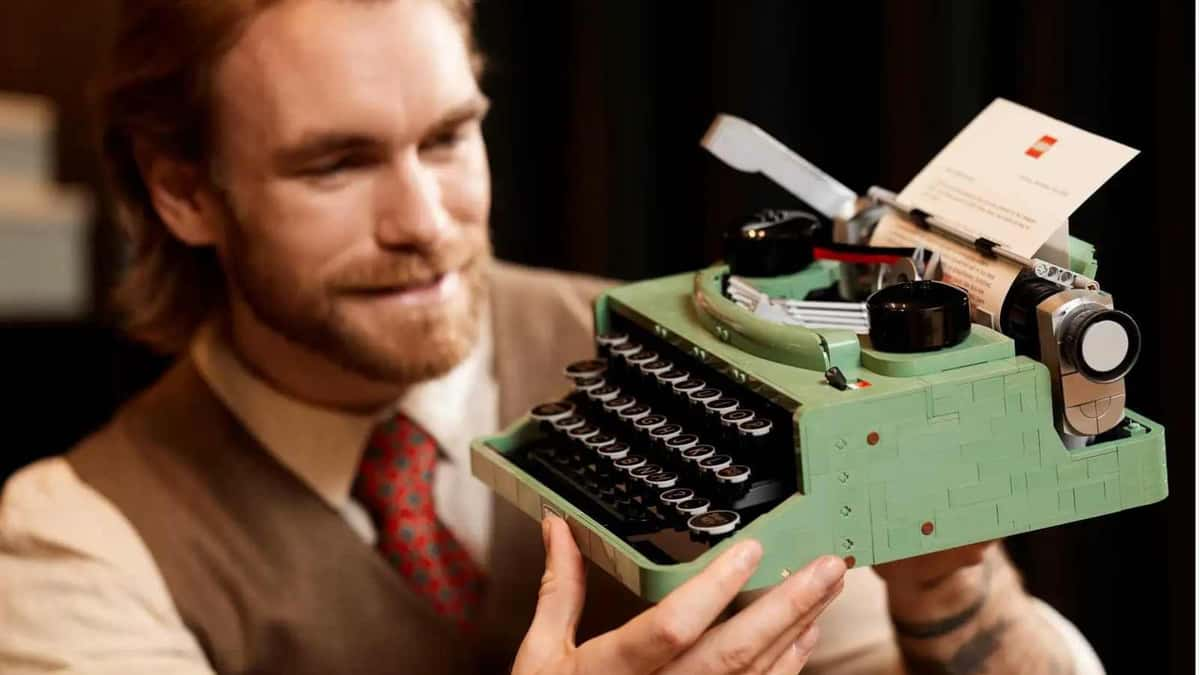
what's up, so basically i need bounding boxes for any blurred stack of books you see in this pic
[0,92,94,319]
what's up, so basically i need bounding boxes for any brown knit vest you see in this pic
[68,360,475,675]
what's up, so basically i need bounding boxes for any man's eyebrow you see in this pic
[424,94,492,137]
[271,95,491,170]
[272,133,378,171]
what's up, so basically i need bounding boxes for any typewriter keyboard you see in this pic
[513,315,798,563]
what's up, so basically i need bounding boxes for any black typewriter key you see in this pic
[673,378,705,397]
[664,433,699,456]
[654,368,690,413]
[676,497,711,517]
[657,369,689,387]
[610,342,641,358]
[687,510,741,541]
[649,423,683,446]
[720,408,755,444]
[608,342,641,383]
[530,401,575,430]
[699,454,733,471]
[706,398,739,416]
[626,351,658,371]
[739,418,774,459]
[715,464,753,500]
[659,487,695,513]
[703,398,739,436]
[530,401,575,421]
[567,424,600,443]
[629,464,662,480]
[628,465,662,494]
[721,409,755,427]
[640,359,673,376]
[584,433,616,451]
[698,454,733,488]
[595,331,629,358]
[603,395,637,415]
[629,465,663,496]
[589,384,621,404]
[564,359,607,380]
[618,404,652,425]
[552,415,586,433]
[643,471,679,490]
[680,444,716,481]
[573,375,605,390]
[597,441,631,461]
[688,388,722,416]
[633,414,668,435]
[613,455,647,472]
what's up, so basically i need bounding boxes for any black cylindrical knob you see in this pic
[866,281,971,353]
[724,209,823,277]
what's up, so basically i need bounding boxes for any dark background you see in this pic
[1,1,1193,672]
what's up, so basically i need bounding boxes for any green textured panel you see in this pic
[862,326,1015,378]
[1069,236,1099,278]
[471,266,1168,601]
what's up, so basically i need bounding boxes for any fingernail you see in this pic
[795,624,820,653]
[812,556,846,588]
[734,540,763,571]
[541,514,552,547]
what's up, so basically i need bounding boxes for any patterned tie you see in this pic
[353,413,485,631]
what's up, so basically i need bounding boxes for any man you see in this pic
[0,1,1103,673]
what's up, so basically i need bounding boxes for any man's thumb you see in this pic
[527,514,587,646]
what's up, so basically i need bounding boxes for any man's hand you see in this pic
[512,515,846,675]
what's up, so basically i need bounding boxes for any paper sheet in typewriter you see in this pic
[871,98,1138,325]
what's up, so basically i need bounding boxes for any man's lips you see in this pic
[340,271,462,305]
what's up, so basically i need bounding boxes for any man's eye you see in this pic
[420,129,467,153]
[303,156,369,176]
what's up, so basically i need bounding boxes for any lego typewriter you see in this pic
[470,113,1168,601]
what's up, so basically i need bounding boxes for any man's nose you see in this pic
[374,152,449,249]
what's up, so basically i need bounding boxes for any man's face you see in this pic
[208,0,491,384]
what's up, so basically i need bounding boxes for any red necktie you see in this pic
[353,413,485,631]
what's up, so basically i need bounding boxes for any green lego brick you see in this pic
[1069,236,1099,278]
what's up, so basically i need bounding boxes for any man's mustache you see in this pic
[330,244,480,291]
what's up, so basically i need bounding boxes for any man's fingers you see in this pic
[524,515,587,653]
[577,539,764,674]
[765,624,820,675]
[660,555,845,675]
[746,576,843,674]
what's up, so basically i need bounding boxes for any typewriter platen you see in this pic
[470,115,1169,602]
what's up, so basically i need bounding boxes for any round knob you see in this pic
[866,281,971,352]
[1061,306,1141,383]
[724,209,823,277]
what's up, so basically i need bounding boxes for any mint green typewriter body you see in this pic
[470,251,1168,602]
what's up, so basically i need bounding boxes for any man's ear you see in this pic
[133,140,222,246]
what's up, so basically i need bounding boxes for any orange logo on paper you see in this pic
[1025,135,1057,158]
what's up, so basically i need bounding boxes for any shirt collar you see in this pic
[190,316,493,510]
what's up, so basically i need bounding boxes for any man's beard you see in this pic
[222,212,490,385]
